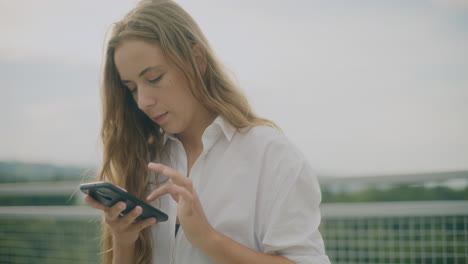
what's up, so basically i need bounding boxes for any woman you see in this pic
[84,0,330,263]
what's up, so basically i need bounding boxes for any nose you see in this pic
[136,84,157,110]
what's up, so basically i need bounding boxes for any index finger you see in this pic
[147,163,173,175]
[148,163,191,189]
[84,195,121,212]
[84,195,127,220]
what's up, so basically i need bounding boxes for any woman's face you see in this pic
[114,38,204,135]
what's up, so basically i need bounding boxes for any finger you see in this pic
[148,163,180,181]
[105,201,127,221]
[147,182,173,201]
[118,206,143,226]
[170,174,193,192]
[148,162,193,191]
[169,184,194,204]
[147,162,169,174]
[116,186,127,192]
[129,217,157,233]
[148,163,179,180]
[84,195,108,211]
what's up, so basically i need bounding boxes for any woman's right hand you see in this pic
[84,195,156,246]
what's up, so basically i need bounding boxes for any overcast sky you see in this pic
[1,0,467,177]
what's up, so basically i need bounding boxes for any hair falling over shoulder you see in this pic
[98,0,277,263]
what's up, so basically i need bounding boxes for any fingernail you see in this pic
[119,203,126,210]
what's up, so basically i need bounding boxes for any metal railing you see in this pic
[1,201,467,264]
[320,201,468,264]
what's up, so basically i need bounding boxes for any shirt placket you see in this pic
[170,125,222,264]
[169,140,186,264]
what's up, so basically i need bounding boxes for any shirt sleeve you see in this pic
[257,137,330,264]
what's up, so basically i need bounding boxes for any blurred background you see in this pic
[1,0,467,263]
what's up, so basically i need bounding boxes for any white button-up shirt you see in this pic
[150,116,330,264]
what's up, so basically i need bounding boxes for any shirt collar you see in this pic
[212,115,236,142]
[162,115,236,145]
[162,131,177,145]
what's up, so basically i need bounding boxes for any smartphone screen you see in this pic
[80,181,168,222]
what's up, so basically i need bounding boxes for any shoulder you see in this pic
[237,125,316,192]
[240,125,282,141]
[238,125,307,164]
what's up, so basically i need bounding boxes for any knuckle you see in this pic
[104,216,114,225]
[103,207,110,214]
[113,226,124,233]
[112,207,122,215]
[114,202,125,210]
[186,179,193,188]
[139,221,151,230]
[112,208,124,216]
[107,219,129,234]
[89,201,103,210]
[133,209,141,216]
[169,184,178,193]
[105,211,119,221]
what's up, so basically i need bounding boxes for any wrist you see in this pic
[113,235,136,249]
[198,227,222,254]
[112,236,136,264]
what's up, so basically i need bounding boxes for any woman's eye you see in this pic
[149,74,164,83]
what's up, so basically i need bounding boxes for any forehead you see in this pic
[114,39,167,79]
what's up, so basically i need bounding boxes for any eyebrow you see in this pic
[121,65,163,83]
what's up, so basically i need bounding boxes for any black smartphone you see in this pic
[80,181,168,222]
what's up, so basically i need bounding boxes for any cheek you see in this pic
[166,77,193,105]
[163,69,199,112]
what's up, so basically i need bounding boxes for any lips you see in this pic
[152,112,168,123]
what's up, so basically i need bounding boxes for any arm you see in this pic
[201,230,294,264]
[113,240,136,264]
[84,196,156,264]
[147,163,295,264]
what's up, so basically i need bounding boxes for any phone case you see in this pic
[80,181,168,222]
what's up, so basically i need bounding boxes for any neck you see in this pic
[176,109,217,153]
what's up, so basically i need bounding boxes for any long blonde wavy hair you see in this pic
[98,0,277,263]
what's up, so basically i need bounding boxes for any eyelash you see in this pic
[149,74,164,84]
[128,74,164,94]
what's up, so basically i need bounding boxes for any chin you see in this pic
[160,123,181,135]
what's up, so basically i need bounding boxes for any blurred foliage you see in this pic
[0,218,101,264]
[0,195,76,206]
[0,161,95,183]
[322,184,468,203]
[321,215,467,264]
[2,161,467,263]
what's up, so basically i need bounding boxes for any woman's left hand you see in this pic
[147,162,217,249]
